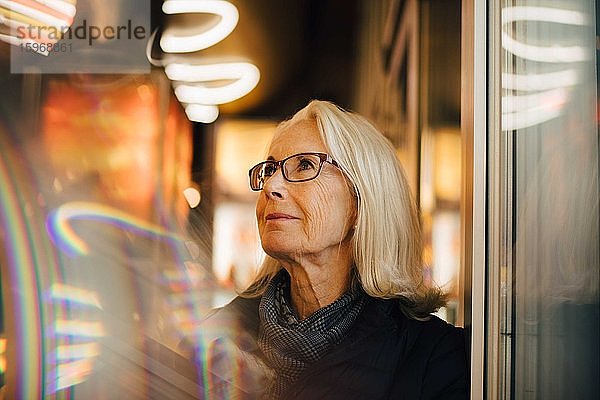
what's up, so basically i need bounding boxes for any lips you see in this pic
[265,212,297,220]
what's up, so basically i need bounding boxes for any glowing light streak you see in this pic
[56,343,100,360]
[46,201,185,257]
[50,283,103,309]
[502,87,567,114]
[502,70,578,91]
[0,5,39,25]
[160,0,238,53]
[169,62,260,105]
[50,290,104,392]
[502,6,591,63]
[502,103,564,132]
[0,0,72,27]
[502,6,589,27]
[34,0,76,18]
[54,320,106,338]
[0,13,28,30]
[183,187,201,208]
[13,0,72,20]
[185,104,219,123]
[502,84,570,130]
[54,358,94,391]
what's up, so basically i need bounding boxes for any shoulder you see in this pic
[405,313,465,351]
[368,297,462,342]
[418,318,469,399]
[404,314,467,381]
[354,297,466,366]
[384,301,469,399]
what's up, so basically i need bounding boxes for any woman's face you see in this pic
[256,119,357,263]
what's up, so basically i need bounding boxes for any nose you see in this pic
[262,167,286,199]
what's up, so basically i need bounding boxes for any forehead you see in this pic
[268,119,327,158]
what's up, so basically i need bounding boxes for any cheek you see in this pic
[255,195,267,229]
[256,195,265,218]
[301,180,351,236]
[299,183,324,230]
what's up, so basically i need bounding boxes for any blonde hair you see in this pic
[243,100,446,318]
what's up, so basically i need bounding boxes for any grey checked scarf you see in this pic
[257,270,365,399]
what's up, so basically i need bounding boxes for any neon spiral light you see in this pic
[158,0,260,123]
[185,104,220,123]
[0,0,76,55]
[171,62,260,105]
[501,6,591,131]
[160,0,239,53]
[502,6,590,63]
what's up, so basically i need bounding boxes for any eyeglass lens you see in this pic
[250,153,323,190]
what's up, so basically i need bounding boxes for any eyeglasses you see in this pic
[248,152,340,191]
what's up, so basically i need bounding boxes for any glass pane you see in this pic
[501,0,599,399]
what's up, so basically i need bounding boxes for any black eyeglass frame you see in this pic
[248,152,340,191]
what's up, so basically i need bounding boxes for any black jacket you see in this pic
[212,294,469,400]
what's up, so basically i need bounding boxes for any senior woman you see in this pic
[194,100,468,399]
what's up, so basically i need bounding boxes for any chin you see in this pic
[261,240,299,260]
[262,244,294,259]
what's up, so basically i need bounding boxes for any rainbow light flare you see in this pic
[46,201,185,257]
[1,128,77,398]
[50,283,102,310]
[0,135,44,398]
[46,201,212,396]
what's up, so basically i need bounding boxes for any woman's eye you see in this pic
[298,159,316,170]
[263,164,277,176]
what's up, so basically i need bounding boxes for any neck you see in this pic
[279,245,353,320]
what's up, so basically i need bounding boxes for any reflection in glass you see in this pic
[501,1,599,398]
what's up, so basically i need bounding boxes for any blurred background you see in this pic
[0,0,597,398]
